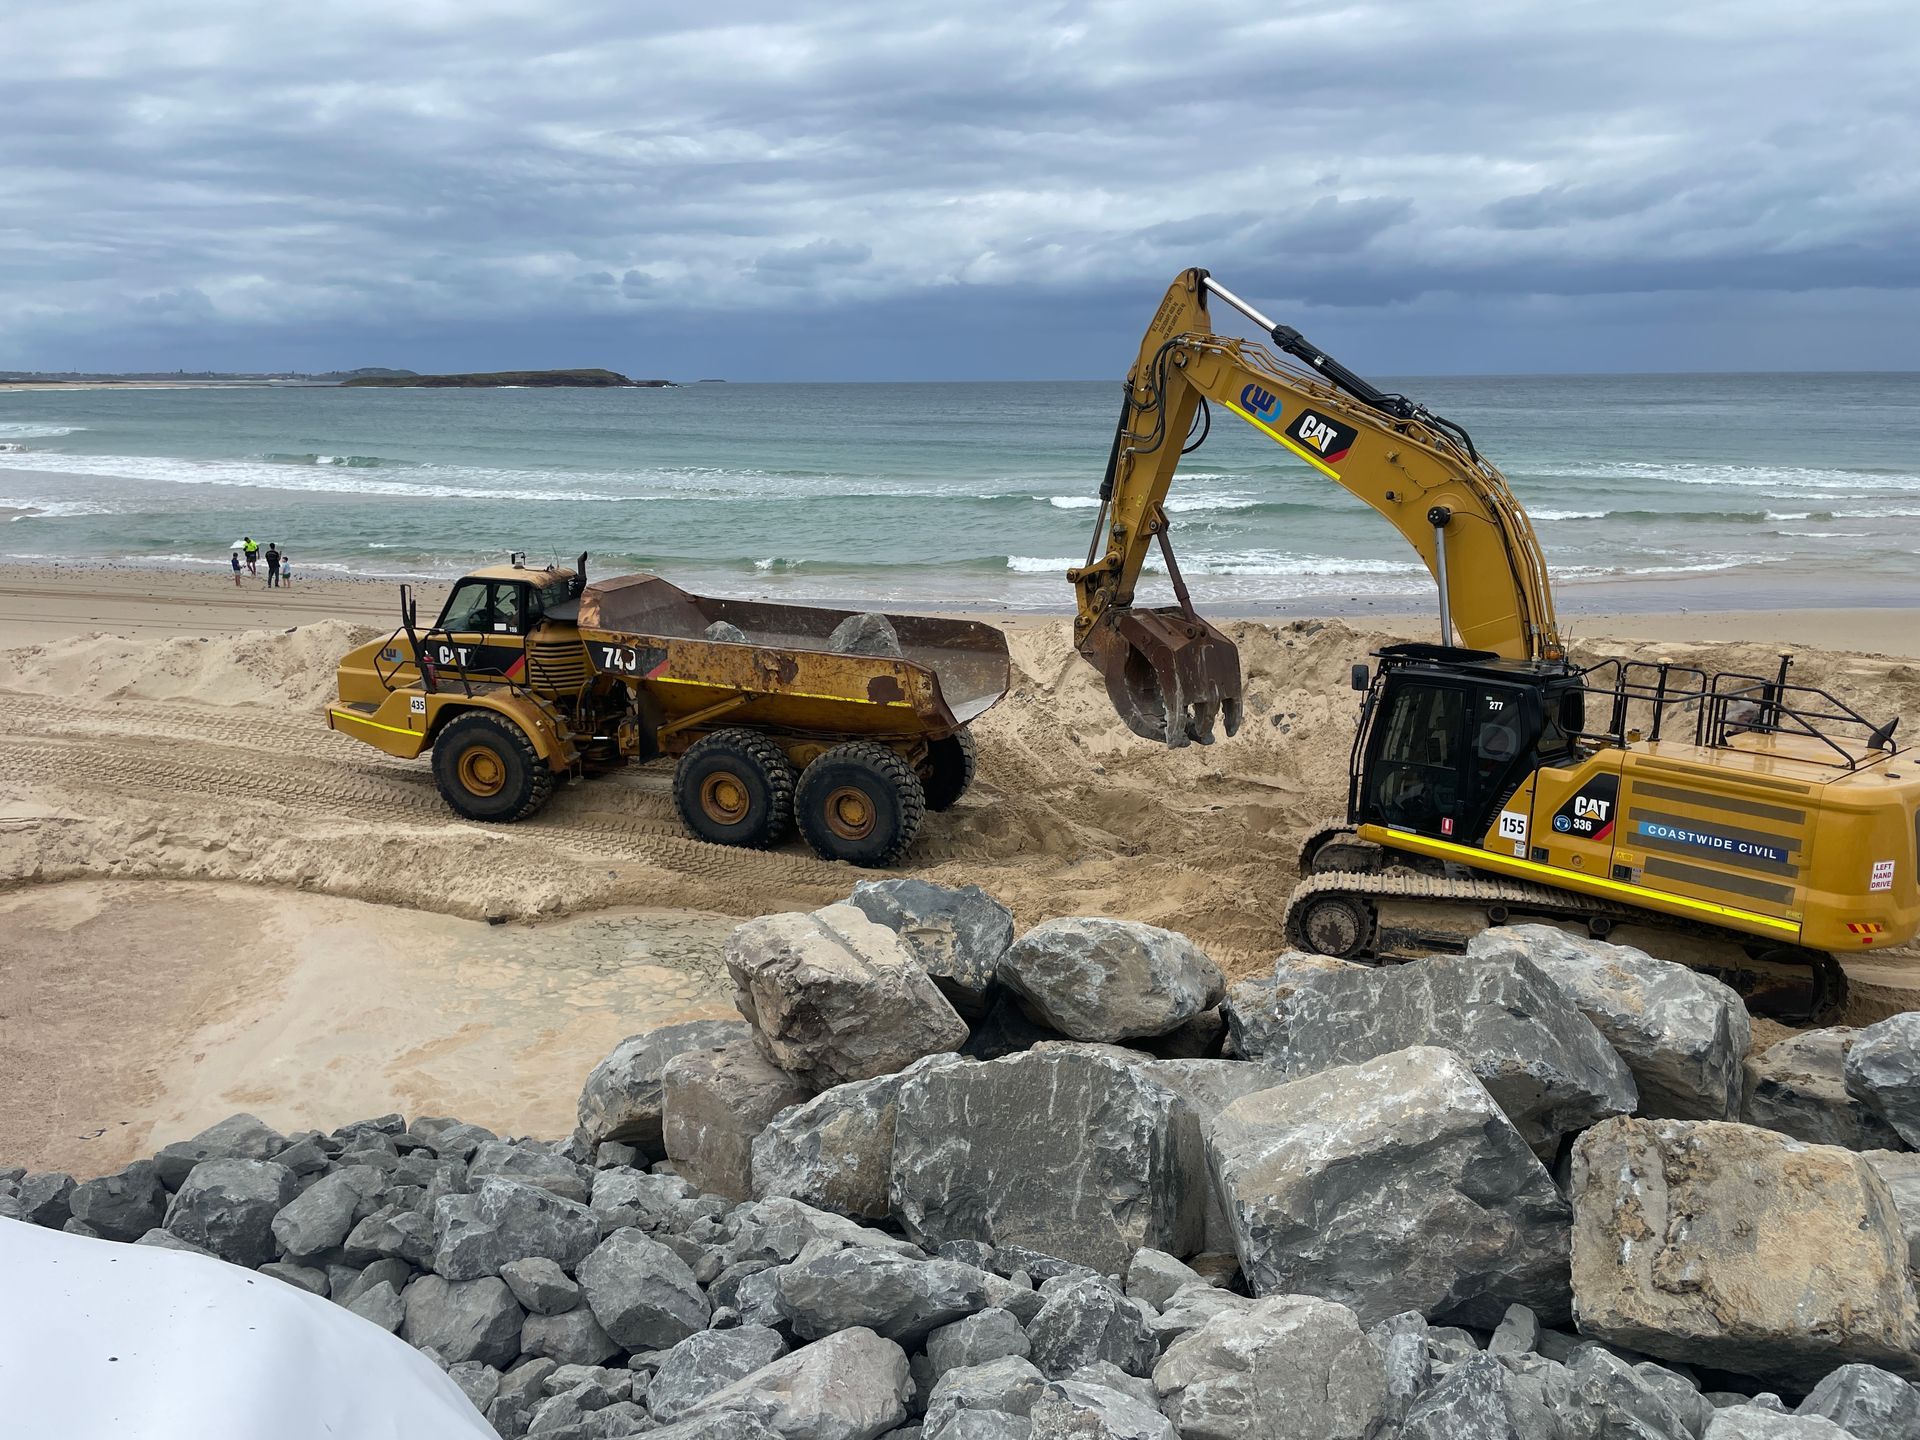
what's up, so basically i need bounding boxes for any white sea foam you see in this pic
[1006,552,1427,579]
[1525,459,1918,493]
[1045,493,1261,513]
[0,423,86,439]
[1530,509,1607,521]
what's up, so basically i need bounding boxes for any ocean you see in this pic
[2,374,1916,613]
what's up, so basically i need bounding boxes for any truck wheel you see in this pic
[796,741,925,867]
[673,729,797,849]
[921,730,977,812]
[432,711,555,822]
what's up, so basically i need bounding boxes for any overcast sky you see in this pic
[5,1,1917,378]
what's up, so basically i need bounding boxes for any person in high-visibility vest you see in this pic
[242,537,259,576]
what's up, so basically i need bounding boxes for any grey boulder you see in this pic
[399,1274,524,1367]
[1205,1046,1573,1326]
[1133,1058,1285,1254]
[705,619,750,644]
[923,1355,1049,1439]
[1029,1381,1175,1439]
[501,1256,582,1315]
[726,903,969,1088]
[1795,1362,1920,1439]
[927,1307,1029,1379]
[848,879,1014,1019]
[662,1039,813,1202]
[1153,1294,1388,1440]
[163,1158,299,1267]
[1224,948,1636,1155]
[576,1018,752,1155]
[1027,1278,1157,1380]
[520,1308,621,1366]
[889,1047,1200,1272]
[648,1325,789,1423]
[154,1113,288,1189]
[826,611,905,658]
[1468,925,1750,1120]
[465,1140,590,1204]
[68,1160,167,1242]
[998,918,1223,1043]
[16,1172,76,1228]
[690,1326,912,1440]
[577,1227,711,1349]
[270,1164,386,1260]
[774,1247,1000,1346]
[1704,1409,1858,1438]
[1745,1028,1904,1151]
[1571,1117,1920,1387]
[752,1054,964,1220]
[347,1279,406,1333]
[1845,1013,1920,1148]
[343,1203,436,1267]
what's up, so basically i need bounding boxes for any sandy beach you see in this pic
[3,558,1918,1175]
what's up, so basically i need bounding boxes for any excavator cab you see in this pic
[1350,644,1580,844]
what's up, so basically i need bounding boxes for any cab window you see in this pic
[1367,682,1464,832]
[439,580,493,633]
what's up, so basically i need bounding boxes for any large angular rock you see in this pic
[1395,1350,1564,1440]
[726,903,969,1088]
[154,1113,288,1189]
[752,1054,964,1220]
[577,1227,711,1349]
[927,1308,1029,1379]
[1153,1294,1387,1440]
[343,1203,435,1267]
[163,1158,299,1266]
[67,1160,167,1242]
[577,1018,753,1155]
[1027,1278,1157,1380]
[1223,949,1636,1154]
[691,1326,911,1440]
[1745,1029,1904,1151]
[270,1164,386,1260]
[998,918,1224,1043]
[889,1047,1200,1272]
[1570,1117,1920,1387]
[1796,1362,1920,1439]
[1206,1046,1573,1326]
[501,1255,581,1315]
[399,1274,524,1367]
[663,1040,813,1202]
[1704,1410,1858,1439]
[1468,925,1750,1120]
[15,1172,76,1229]
[923,1355,1048,1438]
[1845,1013,1920,1148]
[648,1326,789,1423]
[465,1141,591,1204]
[1030,1380,1175,1439]
[520,1308,621,1366]
[433,1176,600,1281]
[774,1247,1000,1346]
[848,879,1014,1020]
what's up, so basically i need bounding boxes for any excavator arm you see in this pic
[1071,268,1563,746]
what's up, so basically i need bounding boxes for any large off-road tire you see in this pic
[921,729,977,812]
[432,710,555,822]
[795,741,925,867]
[673,729,797,849]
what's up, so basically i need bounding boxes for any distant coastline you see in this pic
[340,368,671,389]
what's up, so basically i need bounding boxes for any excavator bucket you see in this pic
[1080,607,1244,748]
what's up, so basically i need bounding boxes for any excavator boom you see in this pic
[1071,268,1561,746]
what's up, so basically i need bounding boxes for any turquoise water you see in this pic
[2,375,1916,611]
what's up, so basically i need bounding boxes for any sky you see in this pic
[4,1,1918,379]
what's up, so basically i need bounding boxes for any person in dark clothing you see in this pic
[265,543,281,588]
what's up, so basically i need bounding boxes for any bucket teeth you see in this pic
[1079,608,1245,749]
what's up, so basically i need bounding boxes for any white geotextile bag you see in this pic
[0,1219,496,1439]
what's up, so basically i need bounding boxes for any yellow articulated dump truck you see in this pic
[328,555,1009,865]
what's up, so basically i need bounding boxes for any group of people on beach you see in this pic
[231,536,293,589]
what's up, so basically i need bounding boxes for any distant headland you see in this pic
[339,368,673,389]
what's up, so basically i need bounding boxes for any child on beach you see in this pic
[279,554,292,588]
[230,550,242,587]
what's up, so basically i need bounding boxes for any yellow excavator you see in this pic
[1070,268,1920,1019]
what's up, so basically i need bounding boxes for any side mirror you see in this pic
[1559,690,1586,734]
[1351,663,1370,692]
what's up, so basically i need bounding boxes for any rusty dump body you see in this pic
[577,572,1009,745]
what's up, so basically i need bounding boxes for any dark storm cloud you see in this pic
[3,0,1916,374]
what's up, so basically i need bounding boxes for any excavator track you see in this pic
[1283,860,1847,1025]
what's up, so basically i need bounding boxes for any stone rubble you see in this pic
[7,886,1919,1440]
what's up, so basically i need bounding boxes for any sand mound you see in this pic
[0,619,378,710]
